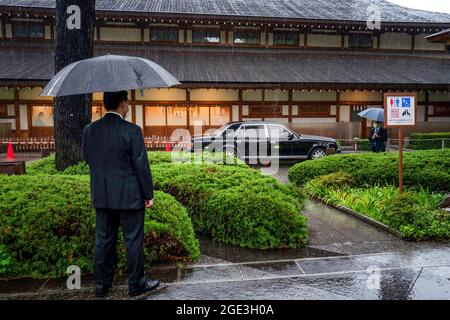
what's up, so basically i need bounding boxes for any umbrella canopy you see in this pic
[358,108,385,122]
[41,54,180,97]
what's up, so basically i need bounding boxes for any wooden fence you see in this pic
[0,137,191,153]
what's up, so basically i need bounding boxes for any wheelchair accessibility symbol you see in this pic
[402,98,411,108]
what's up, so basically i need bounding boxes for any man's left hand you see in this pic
[145,199,154,208]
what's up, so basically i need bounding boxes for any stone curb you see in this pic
[311,197,404,238]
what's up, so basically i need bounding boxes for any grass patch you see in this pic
[305,172,450,241]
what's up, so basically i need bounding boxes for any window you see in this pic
[300,105,330,117]
[193,29,220,43]
[0,105,6,117]
[273,31,299,46]
[13,21,44,38]
[234,30,260,44]
[249,105,282,118]
[189,106,210,126]
[267,125,293,139]
[210,106,231,126]
[167,106,187,126]
[92,106,106,122]
[218,123,241,138]
[237,125,266,139]
[31,106,53,127]
[150,28,178,42]
[349,33,373,49]
[434,105,450,117]
[145,106,167,126]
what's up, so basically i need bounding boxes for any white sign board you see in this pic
[384,94,416,127]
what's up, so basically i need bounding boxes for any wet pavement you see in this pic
[1,163,449,300]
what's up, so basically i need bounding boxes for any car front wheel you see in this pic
[309,147,327,160]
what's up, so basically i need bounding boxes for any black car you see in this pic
[191,121,340,161]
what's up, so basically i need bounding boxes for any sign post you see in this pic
[384,93,417,194]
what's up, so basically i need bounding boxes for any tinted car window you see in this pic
[221,123,241,138]
[236,125,266,139]
[268,125,293,139]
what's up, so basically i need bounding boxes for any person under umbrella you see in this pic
[368,121,388,152]
[358,108,388,153]
[42,55,180,298]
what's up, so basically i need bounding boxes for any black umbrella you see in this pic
[41,54,180,97]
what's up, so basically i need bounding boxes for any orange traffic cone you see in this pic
[6,142,15,160]
[165,142,171,152]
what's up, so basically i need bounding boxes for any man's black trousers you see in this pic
[94,208,145,291]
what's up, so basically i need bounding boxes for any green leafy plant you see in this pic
[288,149,450,192]
[152,164,308,249]
[409,132,450,150]
[305,174,449,241]
[0,175,199,278]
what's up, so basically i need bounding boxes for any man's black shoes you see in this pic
[129,279,160,297]
[95,284,111,298]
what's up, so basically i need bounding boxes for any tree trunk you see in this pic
[54,0,95,171]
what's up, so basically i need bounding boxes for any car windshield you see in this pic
[211,124,230,136]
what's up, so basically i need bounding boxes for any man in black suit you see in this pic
[82,91,159,298]
[368,121,388,153]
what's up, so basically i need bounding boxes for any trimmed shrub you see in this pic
[0,244,13,276]
[27,152,245,176]
[149,151,245,166]
[305,175,449,241]
[288,149,450,192]
[409,132,450,150]
[27,155,89,175]
[0,175,199,278]
[25,153,307,250]
[310,172,354,189]
[152,164,308,249]
[355,139,371,152]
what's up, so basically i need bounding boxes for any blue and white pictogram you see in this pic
[402,98,411,108]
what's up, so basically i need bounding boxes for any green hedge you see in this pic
[25,153,307,250]
[0,175,199,278]
[354,139,371,151]
[288,149,450,192]
[26,151,244,175]
[409,132,450,150]
[305,173,450,241]
[152,164,308,249]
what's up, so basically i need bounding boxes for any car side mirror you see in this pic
[288,133,295,140]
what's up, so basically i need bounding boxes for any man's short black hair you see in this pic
[103,91,128,111]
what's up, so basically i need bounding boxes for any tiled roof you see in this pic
[0,43,449,88]
[0,0,449,24]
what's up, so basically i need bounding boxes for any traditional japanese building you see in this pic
[0,0,449,141]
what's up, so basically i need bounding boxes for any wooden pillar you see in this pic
[1,19,6,38]
[186,89,191,134]
[288,89,293,123]
[304,31,308,47]
[13,87,20,135]
[424,91,429,122]
[336,91,341,122]
[411,34,415,51]
[96,25,101,41]
[238,89,243,121]
[50,21,55,40]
